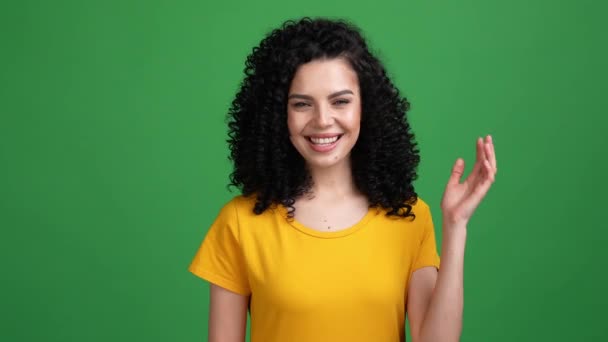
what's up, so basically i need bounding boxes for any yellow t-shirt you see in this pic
[189,195,441,342]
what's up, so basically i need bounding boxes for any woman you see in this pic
[189,17,497,342]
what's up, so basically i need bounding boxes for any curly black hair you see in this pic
[226,17,421,219]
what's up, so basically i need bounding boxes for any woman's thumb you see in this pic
[448,158,465,186]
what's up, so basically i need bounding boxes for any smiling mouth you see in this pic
[308,134,343,145]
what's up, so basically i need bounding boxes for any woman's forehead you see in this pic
[289,58,359,96]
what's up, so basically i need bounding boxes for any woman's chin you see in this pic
[303,153,350,170]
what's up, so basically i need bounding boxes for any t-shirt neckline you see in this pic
[278,205,380,239]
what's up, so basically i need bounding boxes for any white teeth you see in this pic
[310,136,339,145]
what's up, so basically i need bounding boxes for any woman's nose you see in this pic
[313,105,334,127]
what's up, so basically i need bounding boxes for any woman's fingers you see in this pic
[466,137,485,185]
[447,157,466,187]
[485,135,497,170]
[458,135,497,193]
[463,158,495,208]
[483,158,495,183]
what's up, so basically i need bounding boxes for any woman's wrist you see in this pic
[442,220,468,240]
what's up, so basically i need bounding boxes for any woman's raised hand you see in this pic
[440,135,497,227]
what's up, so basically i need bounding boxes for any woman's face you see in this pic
[287,58,361,170]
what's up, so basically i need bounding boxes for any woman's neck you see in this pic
[306,158,360,200]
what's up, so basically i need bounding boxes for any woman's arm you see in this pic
[209,284,249,342]
[407,224,466,342]
[408,135,496,342]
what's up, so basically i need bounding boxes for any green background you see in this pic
[1,0,606,341]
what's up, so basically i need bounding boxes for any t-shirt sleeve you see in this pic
[412,202,441,271]
[188,199,251,296]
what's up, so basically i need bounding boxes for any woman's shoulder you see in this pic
[411,196,431,214]
[217,193,280,220]
[376,196,432,218]
[215,194,255,215]
[223,193,257,207]
[407,196,435,224]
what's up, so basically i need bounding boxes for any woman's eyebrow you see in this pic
[327,89,354,99]
[288,89,354,100]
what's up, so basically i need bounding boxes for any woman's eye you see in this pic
[293,102,310,108]
[334,99,350,106]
